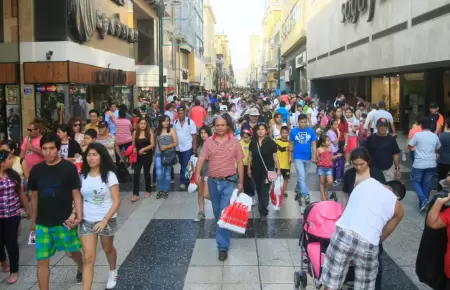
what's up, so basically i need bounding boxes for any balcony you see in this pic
[280,21,306,57]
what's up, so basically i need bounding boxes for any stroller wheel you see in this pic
[299,271,308,290]
[294,271,301,288]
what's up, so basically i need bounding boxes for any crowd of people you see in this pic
[1,88,450,290]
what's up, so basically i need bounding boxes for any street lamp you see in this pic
[158,0,166,113]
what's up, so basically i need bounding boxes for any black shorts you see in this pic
[280,169,290,179]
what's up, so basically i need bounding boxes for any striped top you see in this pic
[115,118,133,145]
[0,177,20,218]
[201,133,244,178]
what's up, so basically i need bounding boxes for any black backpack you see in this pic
[416,191,450,290]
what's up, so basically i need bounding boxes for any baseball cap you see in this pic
[430,102,439,108]
[248,107,260,116]
[219,105,228,112]
[376,118,389,127]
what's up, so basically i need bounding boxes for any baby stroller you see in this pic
[294,200,354,290]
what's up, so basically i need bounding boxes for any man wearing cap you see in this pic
[241,107,261,132]
[429,102,444,135]
[368,101,396,136]
[365,118,401,181]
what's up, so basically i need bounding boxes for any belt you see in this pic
[210,174,236,182]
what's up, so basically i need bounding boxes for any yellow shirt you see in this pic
[240,140,250,166]
[84,123,99,132]
[276,138,290,170]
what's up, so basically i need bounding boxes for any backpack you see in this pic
[175,117,190,126]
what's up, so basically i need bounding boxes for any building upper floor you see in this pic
[280,0,306,56]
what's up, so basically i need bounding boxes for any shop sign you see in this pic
[96,70,127,85]
[341,0,376,24]
[23,86,32,96]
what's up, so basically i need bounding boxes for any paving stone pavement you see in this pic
[1,134,434,290]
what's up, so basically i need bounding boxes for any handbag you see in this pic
[257,140,277,182]
[157,137,178,166]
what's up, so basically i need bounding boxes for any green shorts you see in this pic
[35,224,81,261]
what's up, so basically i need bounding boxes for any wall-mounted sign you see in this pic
[96,70,127,85]
[295,52,307,68]
[341,0,376,24]
[23,86,32,96]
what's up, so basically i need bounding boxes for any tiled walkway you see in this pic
[1,134,433,289]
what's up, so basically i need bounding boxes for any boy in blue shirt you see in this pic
[276,101,291,127]
[289,114,317,204]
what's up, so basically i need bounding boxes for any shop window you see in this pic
[0,86,19,141]
[68,86,89,123]
[35,85,66,132]
[371,76,400,123]
[91,86,134,118]
[404,73,425,128]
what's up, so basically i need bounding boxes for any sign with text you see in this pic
[95,70,127,85]
[341,0,376,24]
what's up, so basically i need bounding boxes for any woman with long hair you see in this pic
[79,143,120,290]
[327,119,344,185]
[269,112,284,139]
[0,149,30,284]
[115,108,133,151]
[57,124,82,162]
[1,140,23,182]
[194,125,212,222]
[131,118,155,202]
[154,115,178,199]
[97,122,124,164]
[69,117,85,147]
[344,107,359,166]
[334,107,349,156]
[247,123,280,223]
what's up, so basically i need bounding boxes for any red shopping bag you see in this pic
[218,193,252,234]
[270,178,285,210]
[74,161,83,175]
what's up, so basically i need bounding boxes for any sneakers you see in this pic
[420,201,429,212]
[180,184,186,191]
[156,192,163,199]
[76,270,82,284]
[218,250,228,261]
[193,211,205,222]
[304,194,311,205]
[106,269,118,289]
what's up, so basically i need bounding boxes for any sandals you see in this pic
[144,192,151,198]
[7,273,18,284]
[162,192,169,199]
[156,192,163,199]
[131,196,140,202]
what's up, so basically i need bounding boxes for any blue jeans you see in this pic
[409,151,415,164]
[177,149,193,186]
[410,167,436,204]
[207,178,235,251]
[155,153,173,192]
[375,245,383,290]
[294,159,311,196]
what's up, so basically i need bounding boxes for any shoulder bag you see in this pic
[157,136,178,166]
[257,140,277,182]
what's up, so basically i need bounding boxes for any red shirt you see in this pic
[280,95,290,105]
[201,133,243,178]
[190,106,207,128]
[440,208,450,278]
[338,120,348,142]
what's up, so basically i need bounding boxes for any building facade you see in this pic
[215,34,233,90]
[203,0,217,91]
[248,34,261,88]
[280,0,307,94]
[307,0,450,132]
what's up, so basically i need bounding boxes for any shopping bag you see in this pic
[271,176,285,210]
[188,171,198,193]
[218,192,252,234]
[185,156,198,180]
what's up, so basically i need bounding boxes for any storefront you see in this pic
[24,61,136,131]
[0,64,20,141]
[307,0,450,133]
[284,45,306,94]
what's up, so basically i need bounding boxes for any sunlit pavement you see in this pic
[3,134,432,289]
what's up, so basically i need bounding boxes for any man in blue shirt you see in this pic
[104,102,118,135]
[290,114,317,204]
[275,101,291,127]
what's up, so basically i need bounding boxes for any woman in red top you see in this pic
[426,191,450,287]
[334,107,349,154]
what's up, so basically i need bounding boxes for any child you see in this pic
[275,126,290,198]
[240,129,255,204]
[316,134,342,201]
[83,128,98,152]
[359,112,367,146]
[194,125,212,222]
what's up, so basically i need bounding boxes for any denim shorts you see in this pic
[317,167,333,176]
[80,218,117,237]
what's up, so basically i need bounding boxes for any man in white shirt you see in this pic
[174,106,197,190]
[364,104,377,134]
[320,178,405,290]
[368,101,396,135]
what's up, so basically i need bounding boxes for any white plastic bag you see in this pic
[274,175,284,196]
[218,192,253,234]
[185,156,198,180]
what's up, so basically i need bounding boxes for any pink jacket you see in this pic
[123,145,137,166]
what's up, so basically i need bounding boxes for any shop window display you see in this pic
[69,86,88,123]
[35,85,66,132]
[5,86,21,142]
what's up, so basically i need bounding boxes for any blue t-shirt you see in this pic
[290,127,317,160]
[276,107,290,124]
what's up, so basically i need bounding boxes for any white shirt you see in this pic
[174,117,197,152]
[306,107,318,127]
[364,109,377,130]
[336,178,397,246]
[164,110,175,125]
[371,109,394,134]
[80,171,119,222]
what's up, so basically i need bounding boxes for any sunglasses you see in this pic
[27,128,38,132]
[73,123,81,127]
